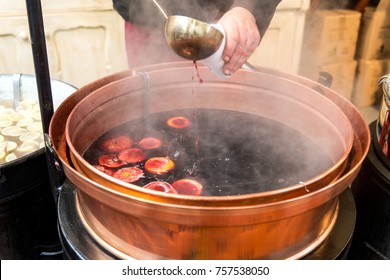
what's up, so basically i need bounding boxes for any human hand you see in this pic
[217,7,260,76]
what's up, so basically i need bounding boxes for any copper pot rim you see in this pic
[64,64,354,204]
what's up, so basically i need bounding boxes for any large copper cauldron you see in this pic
[50,62,370,259]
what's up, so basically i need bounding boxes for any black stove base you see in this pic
[348,122,390,260]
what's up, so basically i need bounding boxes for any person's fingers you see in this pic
[224,41,247,75]
[218,8,260,76]
[221,24,239,64]
[230,38,258,73]
[222,28,258,75]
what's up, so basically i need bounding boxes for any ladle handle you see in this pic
[242,62,258,71]
[152,0,168,19]
[318,72,333,88]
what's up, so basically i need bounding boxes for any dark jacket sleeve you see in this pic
[113,0,163,24]
[233,0,282,36]
[112,0,233,25]
[112,0,282,36]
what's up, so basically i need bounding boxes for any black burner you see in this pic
[349,122,390,260]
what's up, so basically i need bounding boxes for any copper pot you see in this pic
[50,62,370,259]
[66,65,353,204]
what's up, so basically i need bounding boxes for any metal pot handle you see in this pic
[242,62,257,71]
[317,72,333,88]
[44,134,66,202]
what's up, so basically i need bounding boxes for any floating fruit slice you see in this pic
[16,117,34,128]
[118,148,146,164]
[0,120,14,129]
[145,157,174,175]
[8,113,24,122]
[0,114,9,121]
[5,153,17,163]
[138,137,162,150]
[27,122,43,132]
[113,167,144,183]
[172,179,203,196]
[143,181,177,194]
[93,164,116,176]
[99,134,133,153]
[19,131,42,143]
[0,141,17,153]
[15,141,40,157]
[166,116,190,129]
[98,154,126,168]
[0,150,6,163]
[8,127,27,138]
[1,126,17,137]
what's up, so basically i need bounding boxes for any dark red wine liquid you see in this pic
[84,109,334,196]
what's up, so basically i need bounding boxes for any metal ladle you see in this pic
[152,0,256,70]
[164,15,225,61]
[151,0,224,60]
[164,15,259,74]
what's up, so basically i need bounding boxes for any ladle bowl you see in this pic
[165,15,224,60]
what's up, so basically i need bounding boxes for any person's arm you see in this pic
[218,0,281,76]
[232,0,282,37]
[113,0,131,22]
[113,0,167,27]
